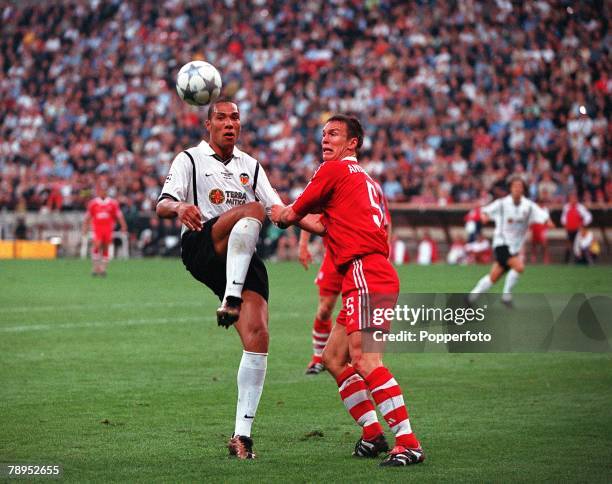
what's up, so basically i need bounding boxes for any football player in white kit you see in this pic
[467,176,553,306]
[157,99,323,459]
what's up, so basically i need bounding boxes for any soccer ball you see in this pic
[176,61,222,106]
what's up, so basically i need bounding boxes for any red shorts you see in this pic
[336,254,399,335]
[93,227,113,245]
[531,224,547,244]
[315,251,344,297]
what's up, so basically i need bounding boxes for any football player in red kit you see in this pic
[82,184,128,276]
[271,115,424,467]
[299,182,391,375]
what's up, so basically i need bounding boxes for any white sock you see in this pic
[234,350,267,437]
[502,269,520,301]
[224,217,261,301]
[468,275,493,302]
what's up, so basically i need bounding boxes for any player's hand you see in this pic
[298,246,312,270]
[178,203,204,232]
[270,205,287,228]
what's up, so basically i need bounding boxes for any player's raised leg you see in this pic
[211,202,266,327]
[228,290,269,459]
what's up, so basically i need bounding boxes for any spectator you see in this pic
[561,192,593,263]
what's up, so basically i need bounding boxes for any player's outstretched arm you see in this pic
[271,205,325,235]
[156,199,203,232]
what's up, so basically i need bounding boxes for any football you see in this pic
[175,61,222,106]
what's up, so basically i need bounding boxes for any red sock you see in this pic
[312,318,332,357]
[365,366,419,449]
[336,366,383,441]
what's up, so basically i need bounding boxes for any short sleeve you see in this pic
[292,162,338,217]
[254,163,282,209]
[529,202,550,225]
[158,152,191,203]
[481,199,501,218]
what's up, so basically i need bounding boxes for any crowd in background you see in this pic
[1,0,610,223]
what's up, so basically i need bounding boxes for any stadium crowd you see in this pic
[0,0,610,223]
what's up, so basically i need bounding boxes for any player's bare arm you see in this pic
[117,211,128,233]
[271,204,300,227]
[82,212,91,235]
[156,199,204,232]
[298,228,313,270]
[271,204,326,235]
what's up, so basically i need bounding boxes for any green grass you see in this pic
[1,260,611,482]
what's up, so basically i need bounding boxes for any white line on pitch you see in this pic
[0,312,302,333]
[0,300,206,313]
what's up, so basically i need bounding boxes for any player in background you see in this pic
[82,183,127,276]
[299,183,391,375]
[156,99,323,459]
[271,114,424,468]
[561,191,592,263]
[467,176,553,307]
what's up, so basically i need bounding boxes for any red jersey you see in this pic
[292,157,389,268]
[87,197,121,232]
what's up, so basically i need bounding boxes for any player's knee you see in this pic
[317,305,333,322]
[243,202,265,222]
[248,323,269,348]
[322,349,341,376]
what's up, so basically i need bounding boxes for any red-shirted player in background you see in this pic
[82,183,128,276]
[298,181,391,375]
[271,115,424,468]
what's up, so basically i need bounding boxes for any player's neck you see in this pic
[210,141,234,162]
[339,150,357,161]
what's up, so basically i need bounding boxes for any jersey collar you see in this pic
[341,156,358,162]
[199,140,239,162]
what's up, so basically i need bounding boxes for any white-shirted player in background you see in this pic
[467,176,554,307]
[156,99,324,459]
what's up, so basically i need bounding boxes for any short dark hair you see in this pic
[207,97,237,120]
[326,114,364,150]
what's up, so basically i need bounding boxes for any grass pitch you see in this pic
[1,260,611,482]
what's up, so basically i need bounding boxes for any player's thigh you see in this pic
[507,255,524,272]
[321,322,350,377]
[234,290,269,353]
[211,202,265,255]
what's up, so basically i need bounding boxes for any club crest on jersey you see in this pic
[239,173,250,185]
[209,188,226,205]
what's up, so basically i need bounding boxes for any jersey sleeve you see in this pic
[253,163,282,209]
[158,152,191,203]
[374,180,391,228]
[578,204,593,226]
[292,162,338,217]
[86,200,95,216]
[481,199,501,219]
[528,202,550,225]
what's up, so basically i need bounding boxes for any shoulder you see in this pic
[233,146,259,169]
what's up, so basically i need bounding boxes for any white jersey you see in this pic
[481,195,549,254]
[159,140,281,232]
